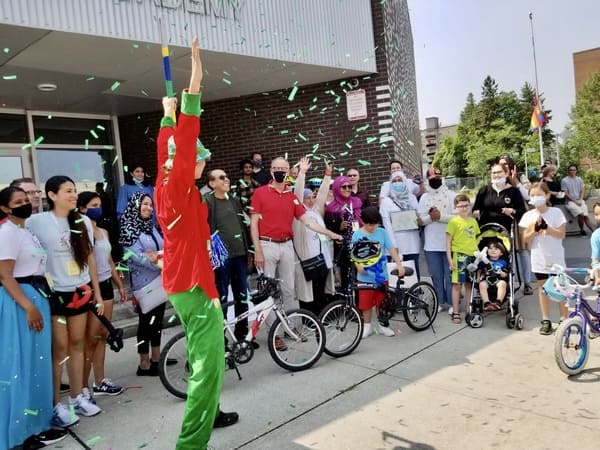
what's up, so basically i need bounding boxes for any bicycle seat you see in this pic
[391,267,414,277]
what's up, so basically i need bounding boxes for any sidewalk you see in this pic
[57,235,599,449]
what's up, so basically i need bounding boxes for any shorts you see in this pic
[565,200,588,217]
[99,278,115,301]
[49,287,90,317]
[534,272,554,281]
[357,285,387,311]
[451,253,474,284]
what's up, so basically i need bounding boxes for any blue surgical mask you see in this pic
[85,207,103,222]
[391,182,406,193]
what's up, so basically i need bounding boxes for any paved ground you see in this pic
[53,234,600,450]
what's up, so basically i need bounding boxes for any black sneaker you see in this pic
[539,320,553,335]
[23,428,68,449]
[93,378,124,396]
[214,410,239,428]
[581,230,587,236]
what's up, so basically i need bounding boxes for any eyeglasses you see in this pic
[25,190,42,196]
[340,185,352,190]
[456,204,470,209]
[347,174,358,177]
[216,175,228,181]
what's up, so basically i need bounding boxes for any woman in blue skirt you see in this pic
[0,186,66,449]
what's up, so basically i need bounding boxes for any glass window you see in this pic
[0,156,24,189]
[32,116,113,145]
[0,114,28,143]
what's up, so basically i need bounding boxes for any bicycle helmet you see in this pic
[350,238,382,268]
[251,275,279,304]
[542,274,575,303]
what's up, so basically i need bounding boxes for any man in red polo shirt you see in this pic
[250,157,341,334]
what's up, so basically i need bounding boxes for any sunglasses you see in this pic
[340,185,352,190]
[215,175,228,181]
[347,174,358,177]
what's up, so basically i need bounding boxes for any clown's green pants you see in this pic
[169,287,224,450]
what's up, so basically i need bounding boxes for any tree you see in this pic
[568,72,600,158]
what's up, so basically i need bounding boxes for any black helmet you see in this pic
[252,275,279,303]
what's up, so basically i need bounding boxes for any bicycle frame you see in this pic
[568,290,600,336]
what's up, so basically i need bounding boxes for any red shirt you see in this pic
[250,184,305,239]
[154,109,219,299]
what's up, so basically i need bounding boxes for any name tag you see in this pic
[66,260,81,276]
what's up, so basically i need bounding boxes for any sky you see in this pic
[408,0,600,135]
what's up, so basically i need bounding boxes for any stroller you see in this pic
[465,222,524,330]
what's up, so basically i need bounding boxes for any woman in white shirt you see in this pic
[0,186,67,449]
[380,171,422,279]
[27,176,104,426]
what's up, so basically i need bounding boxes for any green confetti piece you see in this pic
[85,436,101,446]
[356,124,370,132]
[309,105,317,111]
[84,139,89,150]
[21,143,32,150]
[280,130,289,135]
[339,151,349,156]
[289,403,296,408]
[75,218,84,224]
[113,155,119,166]
[168,315,177,323]
[286,113,296,119]
[288,85,299,101]
[298,133,308,141]
[138,444,148,449]
[141,89,149,96]
[96,124,105,131]
[312,144,320,151]
[33,136,44,145]
[2,48,9,54]
[57,317,67,325]
[223,70,231,76]
[70,229,82,234]
[407,140,414,146]
[2,75,17,80]
[90,130,99,139]
[366,137,377,144]
[86,76,95,81]
[357,159,371,166]
[24,408,39,416]
[222,78,231,85]
[110,81,120,91]
[345,141,353,149]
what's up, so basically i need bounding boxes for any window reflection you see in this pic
[0,156,23,189]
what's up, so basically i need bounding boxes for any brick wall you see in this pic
[118,0,421,199]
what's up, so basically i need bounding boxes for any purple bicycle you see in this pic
[545,266,600,376]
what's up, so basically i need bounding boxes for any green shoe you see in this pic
[539,320,553,335]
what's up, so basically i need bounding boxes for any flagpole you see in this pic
[529,12,544,165]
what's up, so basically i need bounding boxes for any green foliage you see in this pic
[568,73,600,158]
[433,76,555,178]
[582,170,600,190]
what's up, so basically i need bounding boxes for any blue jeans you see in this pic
[517,250,532,284]
[425,250,452,306]
[403,253,420,281]
[214,255,249,340]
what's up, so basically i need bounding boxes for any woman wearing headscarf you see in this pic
[325,176,362,291]
[116,165,154,220]
[380,171,422,279]
[119,192,165,376]
[293,158,335,314]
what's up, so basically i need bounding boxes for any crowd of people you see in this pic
[1,41,595,450]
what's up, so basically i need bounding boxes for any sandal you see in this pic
[493,300,503,310]
[451,312,462,324]
[484,302,495,312]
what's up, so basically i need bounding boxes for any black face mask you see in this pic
[253,160,263,168]
[10,203,33,219]
[272,171,286,183]
[428,178,442,190]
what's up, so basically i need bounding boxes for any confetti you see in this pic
[136,340,145,347]
[58,356,70,365]
[96,124,105,131]
[357,160,371,166]
[149,316,155,325]
[86,76,95,81]
[2,48,9,54]
[366,137,377,144]
[222,78,232,85]
[2,75,17,80]
[57,317,67,325]
[110,81,120,91]
[288,85,299,101]
[84,139,89,150]
[339,151,349,156]
[33,136,44,146]
[168,315,177,323]
[24,409,39,416]
[90,130,99,139]
[85,436,101,446]
[167,214,183,230]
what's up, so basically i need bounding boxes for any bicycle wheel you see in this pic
[402,281,438,331]
[268,309,325,371]
[319,300,363,358]
[554,317,590,376]
[158,331,188,400]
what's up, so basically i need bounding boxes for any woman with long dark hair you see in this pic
[119,192,166,376]
[27,175,103,426]
[77,191,126,397]
[0,186,67,449]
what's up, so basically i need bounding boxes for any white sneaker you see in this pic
[70,394,102,417]
[362,323,373,339]
[448,306,454,316]
[51,402,79,427]
[82,387,97,405]
[376,323,395,337]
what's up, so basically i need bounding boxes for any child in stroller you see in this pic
[478,241,510,311]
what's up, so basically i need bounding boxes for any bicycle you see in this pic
[375,267,438,332]
[547,266,600,376]
[159,274,326,399]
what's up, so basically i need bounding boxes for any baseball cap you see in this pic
[426,167,442,179]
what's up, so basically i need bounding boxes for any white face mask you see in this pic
[491,178,505,187]
[529,195,547,207]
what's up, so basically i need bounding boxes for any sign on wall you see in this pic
[346,89,367,121]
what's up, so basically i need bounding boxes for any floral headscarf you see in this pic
[119,192,155,247]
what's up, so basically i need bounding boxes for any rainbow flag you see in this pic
[529,99,547,133]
